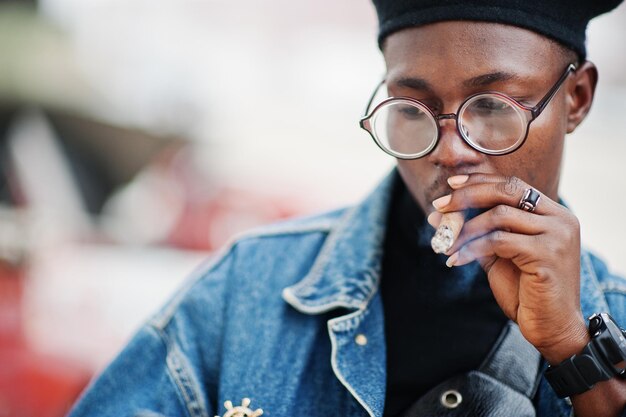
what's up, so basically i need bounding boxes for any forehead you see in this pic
[383,21,561,83]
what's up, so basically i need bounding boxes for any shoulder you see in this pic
[149,206,349,330]
[126,207,350,396]
[236,207,347,239]
[69,208,353,417]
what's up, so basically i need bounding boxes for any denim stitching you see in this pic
[327,309,376,417]
[598,282,626,296]
[159,329,210,417]
[228,209,340,242]
[135,411,168,417]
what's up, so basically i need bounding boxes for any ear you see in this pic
[566,61,598,134]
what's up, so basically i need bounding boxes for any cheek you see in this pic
[396,160,425,197]
[497,115,565,192]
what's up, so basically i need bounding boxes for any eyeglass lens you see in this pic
[370,94,528,157]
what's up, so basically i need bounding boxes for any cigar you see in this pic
[431,211,465,254]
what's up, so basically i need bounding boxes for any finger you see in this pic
[447,204,546,254]
[433,176,557,216]
[447,173,509,189]
[426,210,443,228]
[447,230,539,268]
[481,259,521,321]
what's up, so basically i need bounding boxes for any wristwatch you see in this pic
[545,313,626,398]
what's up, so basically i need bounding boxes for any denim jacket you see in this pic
[69,171,626,417]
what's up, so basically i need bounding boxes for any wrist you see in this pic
[544,313,626,400]
[539,317,590,365]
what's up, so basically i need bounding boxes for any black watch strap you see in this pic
[545,343,613,398]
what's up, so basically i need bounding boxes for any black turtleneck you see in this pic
[381,176,508,417]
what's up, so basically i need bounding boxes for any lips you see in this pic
[424,171,493,220]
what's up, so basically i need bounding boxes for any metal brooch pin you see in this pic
[215,398,263,417]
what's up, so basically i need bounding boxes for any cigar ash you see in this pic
[431,224,455,254]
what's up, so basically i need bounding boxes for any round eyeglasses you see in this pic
[359,64,576,159]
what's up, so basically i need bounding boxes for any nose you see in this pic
[426,116,483,168]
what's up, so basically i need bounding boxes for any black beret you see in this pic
[372,0,624,60]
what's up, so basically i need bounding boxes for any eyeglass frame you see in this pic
[359,63,577,159]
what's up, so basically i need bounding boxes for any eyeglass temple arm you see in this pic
[531,64,577,118]
[362,78,386,119]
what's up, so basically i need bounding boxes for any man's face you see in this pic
[383,21,574,215]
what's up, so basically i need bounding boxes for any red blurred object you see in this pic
[0,266,23,349]
[0,265,91,417]
[168,186,302,251]
[157,147,305,251]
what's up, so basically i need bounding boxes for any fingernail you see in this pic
[432,194,451,210]
[446,252,459,268]
[426,211,440,227]
[448,175,469,187]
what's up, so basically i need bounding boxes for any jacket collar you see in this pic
[282,170,397,314]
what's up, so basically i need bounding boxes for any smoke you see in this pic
[417,206,489,298]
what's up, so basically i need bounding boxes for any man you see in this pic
[69,1,626,416]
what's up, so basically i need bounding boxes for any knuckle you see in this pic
[489,230,506,246]
[533,266,552,283]
[564,219,581,242]
[493,204,510,218]
[570,215,581,232]
[558,213,580,241]
[499,176,522,197]
[555,244,569,258]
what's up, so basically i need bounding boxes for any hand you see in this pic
[427,173,589,363]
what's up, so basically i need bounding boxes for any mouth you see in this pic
[424,170,494,216]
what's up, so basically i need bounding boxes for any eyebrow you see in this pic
[394,77,433,92]
[393,71,527,92]
[463,72,522,88]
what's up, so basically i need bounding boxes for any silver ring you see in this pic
[518,188,541,212]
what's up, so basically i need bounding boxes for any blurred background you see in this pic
[0,0,625,416]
